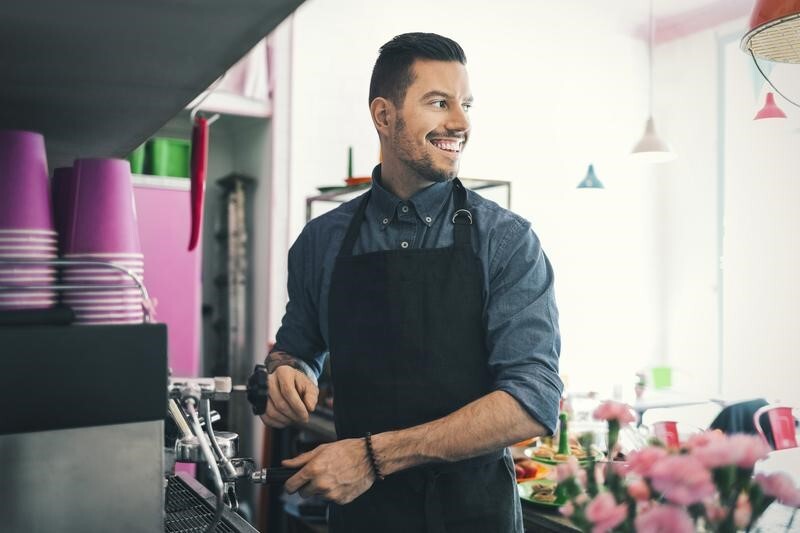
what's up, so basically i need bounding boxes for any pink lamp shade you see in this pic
[754,92,787,119]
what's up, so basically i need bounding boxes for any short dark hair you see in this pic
[368,32,466,107]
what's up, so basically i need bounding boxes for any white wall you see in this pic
[655,19,800,405]
[264,0,663,399]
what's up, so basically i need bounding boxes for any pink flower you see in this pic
[728,434,771,469]
[756,472,800,507]
[685,430,726,450]
[634,504,694,533]
[690,435,739,469]
[626,447,669,477]
[556,455,580,482]
[649,455,716,505]
[559,501,575,517]
[585,493,628,533]
[704,501,727,523]
[627,479,651,501]
[734,493,752,529]
[690,432,771,470]
[593,401,636,425]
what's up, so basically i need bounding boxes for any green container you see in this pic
[145,137,190,178]
[127,144,146,174]
[652,366,673,390]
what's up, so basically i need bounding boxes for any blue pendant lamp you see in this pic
[577,164,604,189]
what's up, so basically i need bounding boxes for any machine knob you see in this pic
[246,364,268,415]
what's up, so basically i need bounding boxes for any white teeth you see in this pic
[431,140,462,152]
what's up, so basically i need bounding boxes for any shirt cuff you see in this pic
[496,374,562,435]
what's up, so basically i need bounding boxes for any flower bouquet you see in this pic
[556,401,800,532]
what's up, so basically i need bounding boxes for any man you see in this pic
[261,32,562,532]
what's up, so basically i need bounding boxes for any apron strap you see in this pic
[338,190,371,258]
[338,178,473,257]
[451,178,472,248]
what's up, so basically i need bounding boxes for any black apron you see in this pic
[327,179,520,533]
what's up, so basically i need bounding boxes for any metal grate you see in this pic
[165,476,235,533]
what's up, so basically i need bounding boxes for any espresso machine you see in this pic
[165,365,297,533]
[0,324,293,533]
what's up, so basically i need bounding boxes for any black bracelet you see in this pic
[364,432,385,481]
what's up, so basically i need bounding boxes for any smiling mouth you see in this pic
[429,139,464,154]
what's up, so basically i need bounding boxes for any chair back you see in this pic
[753,405,798,450]
[652,420,680,448]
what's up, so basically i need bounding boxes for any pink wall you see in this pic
[133,184,201,377]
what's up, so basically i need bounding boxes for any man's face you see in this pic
[389,60,472,183]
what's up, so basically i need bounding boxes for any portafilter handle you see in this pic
[241,364,268,415]
[250,467,300,485]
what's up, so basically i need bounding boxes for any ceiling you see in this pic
[651,0,753,43]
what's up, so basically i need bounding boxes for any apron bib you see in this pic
[327,179,519,533]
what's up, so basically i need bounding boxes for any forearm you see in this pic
[266,350,318,385]
[371,390,547,476]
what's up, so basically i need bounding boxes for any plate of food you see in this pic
[517,479,565,509]
[513,458,550,482]
[524,442,603,465]
[345,176,371,186]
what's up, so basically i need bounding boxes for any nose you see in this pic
[446,104,470,134]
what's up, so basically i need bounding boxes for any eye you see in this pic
[431,100,447,109]
[462,102,473,112]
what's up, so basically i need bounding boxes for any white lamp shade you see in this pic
[631,116,676,163]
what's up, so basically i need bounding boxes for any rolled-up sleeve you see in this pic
[485,220,562,434]
[272,228,328,379]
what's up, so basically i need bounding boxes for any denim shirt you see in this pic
[274,166,563,434]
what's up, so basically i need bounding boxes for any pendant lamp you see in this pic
[576,164,604,189]
[631,0,676,163]
[741,0,800,109]
[754,92,787,120]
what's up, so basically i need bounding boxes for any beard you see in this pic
[392,116,460,184]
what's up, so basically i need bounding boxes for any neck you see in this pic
[379,155,436,201]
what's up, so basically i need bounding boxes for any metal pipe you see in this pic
[202,399,238,479]
[186,401,224,533]
[168,399,193,439]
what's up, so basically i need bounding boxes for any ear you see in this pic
[370,97,394,136]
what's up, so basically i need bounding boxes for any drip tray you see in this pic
[165,475,258,533]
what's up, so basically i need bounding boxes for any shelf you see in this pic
[306,178,512,221]
[0,0,303,168]
[132,174,190,191]
[186,90,272,119]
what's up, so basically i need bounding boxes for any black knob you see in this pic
[246,364,268,415]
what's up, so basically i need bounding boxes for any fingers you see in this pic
[267,366,319,422]
[259,400,292,428]
[277,372,313,422]
[282,447,317,468]
[283,441,374,504]
[299,378,319,412]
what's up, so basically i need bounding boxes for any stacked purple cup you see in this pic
[0,130,58,310]
[59,158,145,324]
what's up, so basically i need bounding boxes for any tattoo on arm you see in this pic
[265,351,318,384]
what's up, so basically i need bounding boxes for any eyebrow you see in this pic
[421,90,474,104]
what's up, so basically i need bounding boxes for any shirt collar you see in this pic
[366,164,452,229]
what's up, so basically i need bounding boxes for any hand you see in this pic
[283,439,375,504]
[259,366,318,428]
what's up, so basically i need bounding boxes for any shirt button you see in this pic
[382,218,389,225]
[401,206,409,213]
[400,241,409,249]
[425,216,432,223]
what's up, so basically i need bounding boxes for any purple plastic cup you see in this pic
[51,166,76,249]
[65,158,142,255]
[0,130,53,231]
